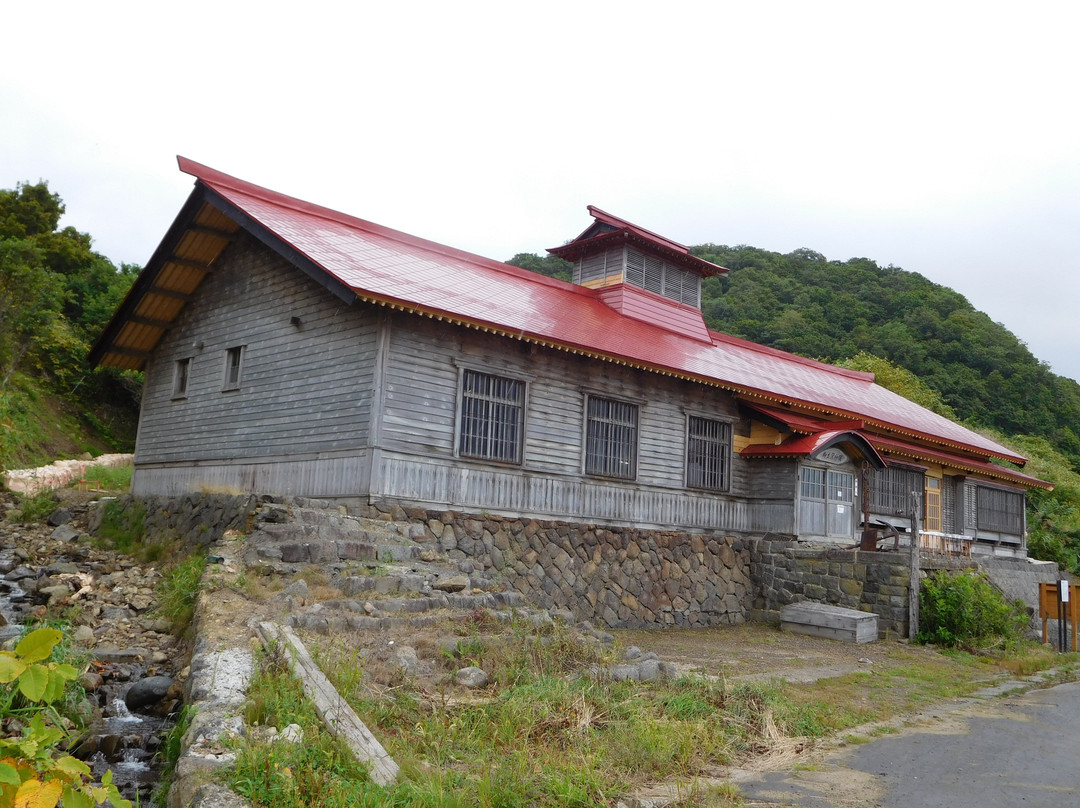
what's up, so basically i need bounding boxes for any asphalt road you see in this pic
[737,679,1080,808]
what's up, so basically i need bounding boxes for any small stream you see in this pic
[81,674,170,805]
[1,547,176,806]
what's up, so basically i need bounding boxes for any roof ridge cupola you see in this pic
[549,206,728,342]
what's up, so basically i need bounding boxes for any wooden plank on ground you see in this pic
[257,621,399,786]
[780,601,878,644]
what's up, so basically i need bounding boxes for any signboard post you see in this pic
[1038,582,1078,652]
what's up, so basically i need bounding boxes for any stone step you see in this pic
[246,537,431,566]
[287,590,528,635]
[254,504,427,546]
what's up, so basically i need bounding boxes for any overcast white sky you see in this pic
[5,2,1078,381]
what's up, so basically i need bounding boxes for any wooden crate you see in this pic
[781,601,879,644]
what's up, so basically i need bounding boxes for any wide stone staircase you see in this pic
[239,498,547,638]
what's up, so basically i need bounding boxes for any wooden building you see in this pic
[91,159,1051,558]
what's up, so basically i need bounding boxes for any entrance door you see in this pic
[799,466,855,539]
[827,469,855,537]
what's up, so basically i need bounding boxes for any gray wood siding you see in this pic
[374,313,787,532]
[132,451,371,498]
[135,234,379,466]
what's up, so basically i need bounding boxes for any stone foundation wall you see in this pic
[750,539,912,637]
[356,502,755,629]
[88,494,259,551]
[95,495,928,633]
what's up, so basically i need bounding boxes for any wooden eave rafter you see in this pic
[89,186,240,370]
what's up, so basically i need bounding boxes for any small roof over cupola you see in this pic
[549,206,727,342]
[549,206,728,279]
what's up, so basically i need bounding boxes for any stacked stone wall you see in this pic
[750,539,912,637]
[94,495,931,634]
[356,503,755,629]
[88,493,259,551]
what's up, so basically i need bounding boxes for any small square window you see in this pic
[172,357,191,398]
[223,346,245,390]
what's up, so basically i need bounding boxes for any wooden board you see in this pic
[258,622,399,786]
[781,601,878,644]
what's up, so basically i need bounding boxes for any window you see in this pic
[585,396,638,479]
[223,346,245,390]
[172,357,191,398]
[868,465,924,516]
[686,415,731,491]
[458,370,525,463]
[976,485,1025,535]
[624,248,701,307]
[800,466,826,500]
[924,477,942,532]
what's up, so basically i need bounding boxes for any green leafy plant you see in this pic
[917,569,1029,650]
[0,627,130,808]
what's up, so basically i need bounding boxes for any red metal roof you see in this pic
[172,157,1029,469]
[740,402,865,435]
[865,434,1052,490]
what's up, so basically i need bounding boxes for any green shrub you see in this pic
[917,570,1028,650]
[12,489,58,523]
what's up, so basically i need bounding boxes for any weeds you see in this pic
[12,489,58,524]
[153,553,207,635]
[80,463,133,492]
[94,499,146,554]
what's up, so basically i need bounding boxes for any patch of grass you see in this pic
[302,624,797,806]
[12,488,59,523]
[81,463,133,492]
[841,734,871,745]
[299,565,330,587]
[95,498,147,554]
[153,553,207,635]
[154,704,195,805]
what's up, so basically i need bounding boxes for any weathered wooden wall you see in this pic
[132,234,379,496]
[132,235,796,534]
[372,313,793,532]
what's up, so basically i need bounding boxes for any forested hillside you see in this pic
[0,182,140,467]
[692,245,1080,468]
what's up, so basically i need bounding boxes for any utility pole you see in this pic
[908,494,922,641]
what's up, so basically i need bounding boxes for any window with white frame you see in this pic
[458,369,525,463]
[585,395,638,479]
[686,415,731,491]
[173,357,191,398]
[223,346,245,390]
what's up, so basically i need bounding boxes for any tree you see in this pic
[0,239,64,391]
